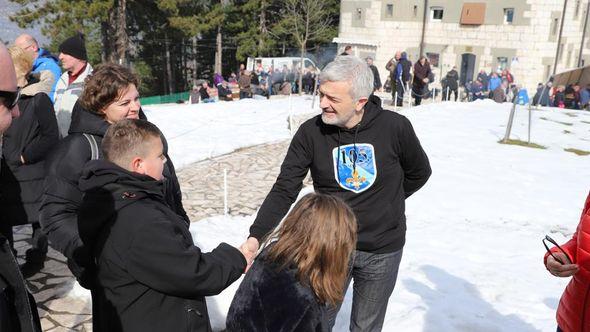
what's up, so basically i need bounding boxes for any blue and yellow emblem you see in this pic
[332,143,377,193]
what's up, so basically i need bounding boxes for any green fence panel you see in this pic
[140,91,191,106]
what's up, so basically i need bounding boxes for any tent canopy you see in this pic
[551,65,590,87]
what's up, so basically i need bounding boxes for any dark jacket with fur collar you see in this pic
[226,248,328,332]
[78,160,246,332]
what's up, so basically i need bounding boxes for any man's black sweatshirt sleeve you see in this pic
[249,127,312,241]
[397,117,431,197]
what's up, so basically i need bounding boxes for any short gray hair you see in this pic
[319,55,374,102]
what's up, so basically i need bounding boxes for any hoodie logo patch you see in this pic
[332,143,377,194]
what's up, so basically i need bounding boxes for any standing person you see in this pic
[412,56,432,106]
[487,73,502,99]
[238,70,251,99]
[544,191,590,332]
[477,69,489,94]
[39,64,188,287]
[340,45,353,56]
[188,85,200,104]
[492,81,507,103]
[54,33,93,138]
[393,52,412,107]
[78,119,247,332]
[366,57,382,92]
[227,193,356,331]
[444,66,459,101]
[14,34,61,102]
[386,51,401,105]
[0,46,59,277]
[0,43,42,332]
[240,55,431,331]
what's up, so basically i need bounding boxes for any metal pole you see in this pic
[223,168,228,217]
[578,1,590,67]
[419,0,428,57]
[503,97,518,143]
[553,0,569,75]
[394,91,398,112]
[528,103,533,144]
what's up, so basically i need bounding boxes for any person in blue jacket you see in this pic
[15,34,61,103]
[487,72,502,98]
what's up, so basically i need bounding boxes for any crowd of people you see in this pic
[188,61,320,104]
[0,33,587,332]
[532,81,590,110]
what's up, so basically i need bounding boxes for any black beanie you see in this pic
[58,33,87,61]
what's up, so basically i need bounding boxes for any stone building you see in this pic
[334,0,590,92]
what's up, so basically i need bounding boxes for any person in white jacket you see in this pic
[53,33,92,138]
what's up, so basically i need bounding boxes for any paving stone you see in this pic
[47,277,72,285]
[46,296,92,315]
[51,313,90,329]
[41,317,55,330]
[34,284,74,303]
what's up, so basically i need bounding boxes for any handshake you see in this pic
[238,237,259,273]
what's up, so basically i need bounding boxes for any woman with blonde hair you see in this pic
[226,193,357,331]
[0,45,59,276]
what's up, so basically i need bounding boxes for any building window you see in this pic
[497,57,508,70]
[414,5,418,17]
[430,7,444,21]
[356,8,363,20]
[386,4,393,17]
[559,44,565,60]
[544,65,551,79]
[575,0,581,18]
[504,8,514,24]
[426,53,439,67]
[568,49,573,66]
[551,18,559,35]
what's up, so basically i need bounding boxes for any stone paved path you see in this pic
[16,137,311,331]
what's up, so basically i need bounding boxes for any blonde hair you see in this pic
[8,45,34,77]
[264,193,357,306]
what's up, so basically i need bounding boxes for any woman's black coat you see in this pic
[0,92,59,225]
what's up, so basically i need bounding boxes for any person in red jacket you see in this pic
[544,192,590,332]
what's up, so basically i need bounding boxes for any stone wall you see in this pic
[337,0,590,93]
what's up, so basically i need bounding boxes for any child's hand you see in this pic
[546,253,578,277]
[239,237,259,273]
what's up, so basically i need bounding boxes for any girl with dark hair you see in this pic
[226,193,357,331]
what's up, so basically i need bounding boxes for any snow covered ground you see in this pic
[73,97,590,331]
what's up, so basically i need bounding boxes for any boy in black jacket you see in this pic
[78,119,247,332]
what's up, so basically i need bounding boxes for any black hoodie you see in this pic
[78,160,245,332]
[39,101,188,286]
[250,95,431,253]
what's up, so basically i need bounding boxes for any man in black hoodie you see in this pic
[78,119,247,332]
[242,55,431,331]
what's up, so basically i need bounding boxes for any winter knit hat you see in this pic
[58,33,87,61]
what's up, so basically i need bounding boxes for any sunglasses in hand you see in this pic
[543,235,573,265]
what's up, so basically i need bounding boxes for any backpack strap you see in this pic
[82,133,99,160]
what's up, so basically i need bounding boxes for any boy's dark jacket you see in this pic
[77,160,246,332]
[250,95,431,253]
[226,247,328,332]
[40,102,188,286]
